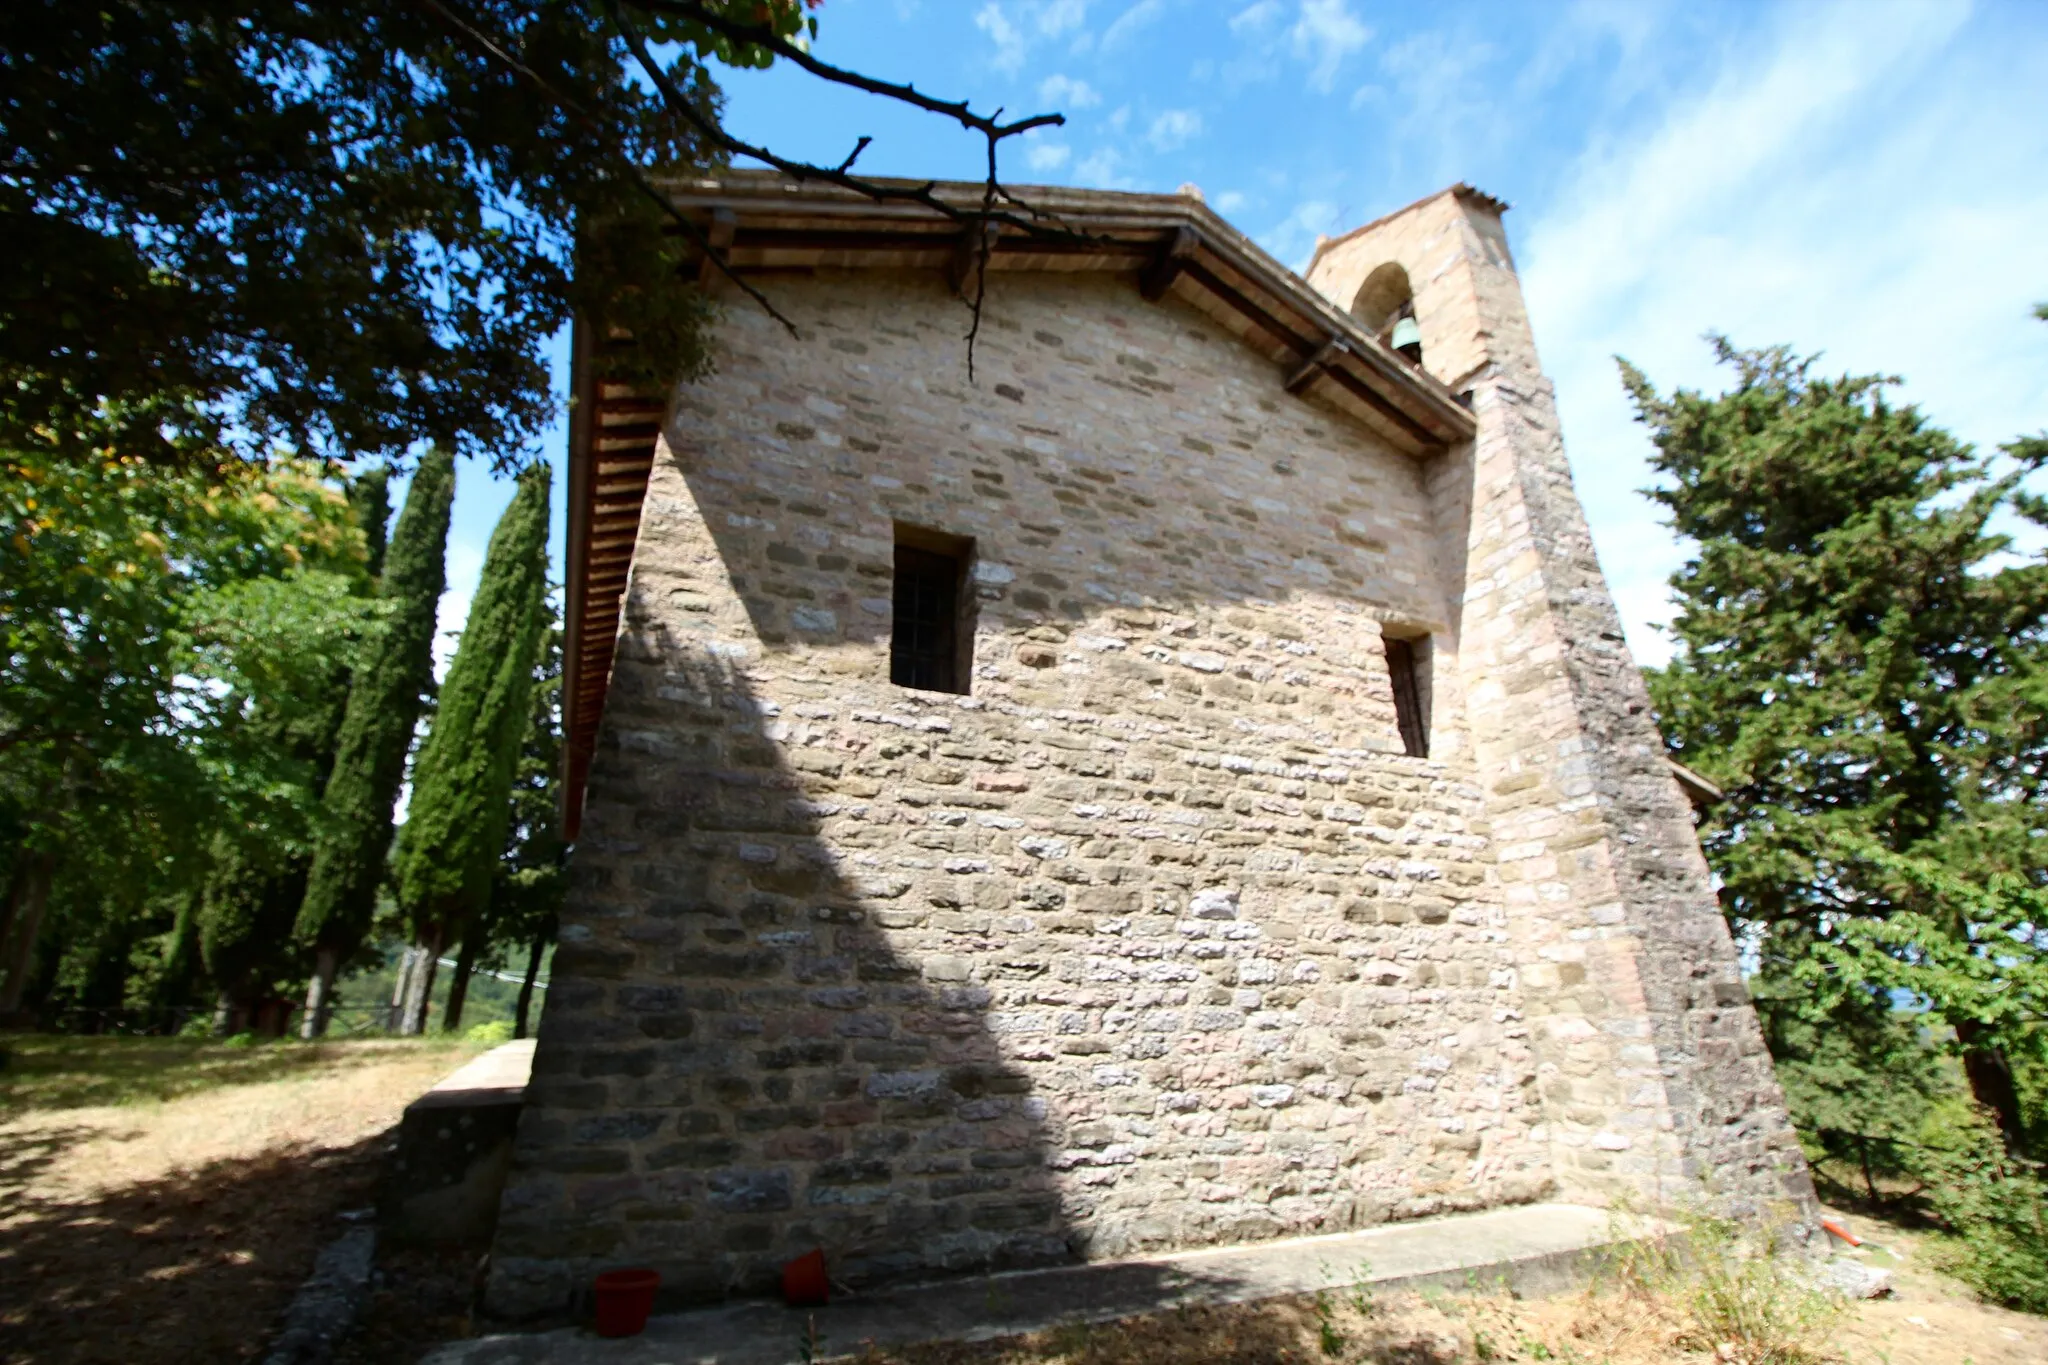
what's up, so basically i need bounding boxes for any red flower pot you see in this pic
[592,1268,661,1338]
[782,1248,829,1307]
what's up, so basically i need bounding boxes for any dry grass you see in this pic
[850,1207,2048,1365]
[0,1034,478,1365]
[845,1277,2046,1365]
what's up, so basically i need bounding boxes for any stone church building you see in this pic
[486,174,1812,1315]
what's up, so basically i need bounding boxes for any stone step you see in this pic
[426,1202,1663,1364]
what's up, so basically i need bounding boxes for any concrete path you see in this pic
[426,1202,1650,1364]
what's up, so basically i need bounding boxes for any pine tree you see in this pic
[294,449,455,1034]
[392,464,550,1033]
[1633,338,2048,1154]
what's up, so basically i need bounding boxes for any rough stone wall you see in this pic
[1308,193,1813,1212]
[488,270,1556,1315]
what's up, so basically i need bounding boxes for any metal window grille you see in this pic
[1386,636,1429,758]
[891,543,965,693]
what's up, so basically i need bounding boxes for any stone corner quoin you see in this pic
[485,179,1813,1318]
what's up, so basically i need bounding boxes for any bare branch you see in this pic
[444,0,1123,378]
[606,7,1061,237]
[626,1,1064,141]
[835,136,873,175]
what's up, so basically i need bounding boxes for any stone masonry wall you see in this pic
[488,270,1556,1315]
[1308,192,1813,1213]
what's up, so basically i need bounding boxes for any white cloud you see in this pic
[1075,147,1136,189]
[975,3,1028,71]
[1148,108,1203,152]
[1220,0,1368,92]
[1290,0,1372,92]
[1256,198,1342,271]
[431,556,484,683]
[1520,0,2048,666]
[1037,0,1091,37]
[1026,141,1074,171]
[1038,73,1103,109]
[1101,0,1167,50]
[1230,0,1282,32]
[1214,189,1250,215]
[981,2,1097,73]
[1372,28,1503,184]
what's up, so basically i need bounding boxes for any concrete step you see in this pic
[426,1202,1659,1364]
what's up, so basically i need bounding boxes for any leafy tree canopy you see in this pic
[1,1,818,469]
[0,420,373,1006]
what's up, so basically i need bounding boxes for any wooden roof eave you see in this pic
[657,173,1476,455]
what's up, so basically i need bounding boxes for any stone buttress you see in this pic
[1306,187,1813,1213]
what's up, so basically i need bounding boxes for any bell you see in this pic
[1390,315,1424,364]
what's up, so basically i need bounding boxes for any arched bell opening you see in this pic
[1349,262,1423,368]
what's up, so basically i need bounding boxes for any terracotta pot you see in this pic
[782,1248,829,1307]
[592,1267,661,1338]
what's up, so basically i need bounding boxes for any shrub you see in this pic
[465,1019,514,1044]
[1918,1106,2048,1313]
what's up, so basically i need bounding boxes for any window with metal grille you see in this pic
[890,528,975,694]
[1385,634,1430,758]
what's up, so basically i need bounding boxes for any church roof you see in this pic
[562,173,1481,836]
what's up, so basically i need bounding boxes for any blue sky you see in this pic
[427,0,2048,675]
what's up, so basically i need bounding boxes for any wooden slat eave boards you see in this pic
[562,173,1480,836]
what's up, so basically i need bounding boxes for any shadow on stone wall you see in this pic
[493,645,1139,1313]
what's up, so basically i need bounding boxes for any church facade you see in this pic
[486,175,1812,1316]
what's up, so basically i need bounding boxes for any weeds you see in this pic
[1599,1203,1843,1365]
[1312,1289,1346,1357]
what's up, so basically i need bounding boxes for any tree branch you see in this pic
[605,1,1071,240]
[415,0,799,335]
[627,0,1064,141]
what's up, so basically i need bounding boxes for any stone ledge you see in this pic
[429,1202,1662,1364]
[381,1040,536,1247]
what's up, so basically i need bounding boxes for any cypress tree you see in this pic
[349,467,392,579]
[392,464,550,1033]
[294,449,455,1035]
[501,608,567,1040]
